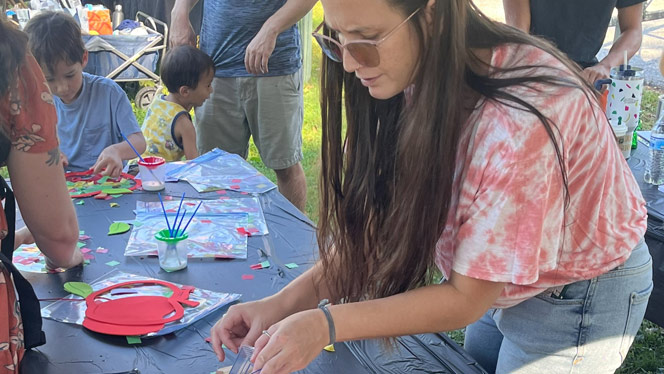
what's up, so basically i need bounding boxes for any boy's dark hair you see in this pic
[24,11,86,74]
[160,45,214,93]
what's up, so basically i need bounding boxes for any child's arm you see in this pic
[92,132,146,177]
[173,114,199,160]
[93,82,146,177]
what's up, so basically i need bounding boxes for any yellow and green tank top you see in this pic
[141,95,190,162]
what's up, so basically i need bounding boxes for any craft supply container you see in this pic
[155,229,188,272]
[138,156,166,191]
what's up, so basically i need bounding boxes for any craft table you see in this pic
[626,137,664,328]
[19,180,485,374]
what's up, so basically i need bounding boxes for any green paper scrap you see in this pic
[76,242,85,248]
[260,260,270,269]
[105,260,121,267]
[84,259,90,265]
[98,176,110,184]
[102,188,133,195]
[63,281,93,298]
[76,200,85,205]
[108,222,131,235]
[126,336,142,344]
[284,263,299,269]
[163,290,174,297]
[79,230,85,235]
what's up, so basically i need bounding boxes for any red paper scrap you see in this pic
[83,253,95,260]
[205,337,211,343]
[164,195,173,201]
[216,190,226,195]
[231,179,242,183]
[95,193,108,200]
[185,202,196,206]
[249,263,263,270]
[200,219,212,224]
[240,192,249,195]
[236,228,250,236]
[95,247,109,254]
[79,235,91,240]
[247,228,259,234]
[218,196,229,201]
[80,248,92,254]
[104,195,113,200]
[241,274,254,280]
[230,185,241,190]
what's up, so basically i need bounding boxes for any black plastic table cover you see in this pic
[20,181,486,374]
[627,139,664,327]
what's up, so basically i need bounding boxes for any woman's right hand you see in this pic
[210,297,286,362]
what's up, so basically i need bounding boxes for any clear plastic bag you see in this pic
[137,198,268,236]
[124,204,249,258]
[167,148,276,194]
[41,270,241,337]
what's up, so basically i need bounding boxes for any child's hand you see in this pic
[93,147,123,177]
[60,152,69,168]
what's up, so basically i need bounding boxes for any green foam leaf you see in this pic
[108,222,131,235]
[64,281,93,298]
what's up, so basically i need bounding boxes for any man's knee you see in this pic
[274,163,304,181]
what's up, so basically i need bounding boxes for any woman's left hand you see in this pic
[250,309,329,374]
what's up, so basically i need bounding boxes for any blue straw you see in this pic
[120,131,145,162]
[173,192,186,236]
[180,201,202,234]
[157,192,173,237]
[174,209,187,236]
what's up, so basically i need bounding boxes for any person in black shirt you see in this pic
[503,0,645,85]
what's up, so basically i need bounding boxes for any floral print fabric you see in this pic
[0,54,59,373]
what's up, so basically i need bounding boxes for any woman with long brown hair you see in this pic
[0,15,82,373]
[210,0,652,373]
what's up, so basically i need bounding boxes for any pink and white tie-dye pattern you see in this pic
[435,44,647,308]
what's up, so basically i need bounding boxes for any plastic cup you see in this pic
[611,121,631,159]
[605,66,644,134]
[138,156,166,191]
[154,229,188,272]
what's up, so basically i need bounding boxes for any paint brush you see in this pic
[120,131,160,181]
[157,192,173,237]
[180,201,202,235]
[173,192,185,237]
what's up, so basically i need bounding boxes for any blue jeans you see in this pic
[464,240,653,374]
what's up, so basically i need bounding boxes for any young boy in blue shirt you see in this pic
[25,12,146,177]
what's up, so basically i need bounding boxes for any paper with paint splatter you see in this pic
[166,148,276,194]
[124,205,249,258]
[136,198,268,236]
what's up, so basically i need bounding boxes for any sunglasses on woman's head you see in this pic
[312,7,421,68]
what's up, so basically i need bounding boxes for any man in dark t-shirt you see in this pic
[503,0,645,84]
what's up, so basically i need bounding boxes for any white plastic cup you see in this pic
[611,121,631,159]
[605,66,644,134]
[138,156,166,191]
[155,229,188,272]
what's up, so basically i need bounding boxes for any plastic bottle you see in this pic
[645,108,664,185]
[632,118,641,149]
[112,4,124,30]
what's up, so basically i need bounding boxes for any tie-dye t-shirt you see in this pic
[435,43,647,308]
